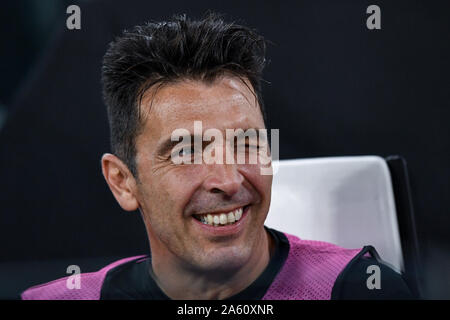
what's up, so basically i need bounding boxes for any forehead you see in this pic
[140,76,265,137]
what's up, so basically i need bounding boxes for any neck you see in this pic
[150,229,274,300]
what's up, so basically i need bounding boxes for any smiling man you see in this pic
[21,13,415,300]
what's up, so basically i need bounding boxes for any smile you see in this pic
[193,206,245,226]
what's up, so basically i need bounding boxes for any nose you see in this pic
[203,163,244,197]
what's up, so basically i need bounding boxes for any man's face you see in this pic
[133,76,272,272]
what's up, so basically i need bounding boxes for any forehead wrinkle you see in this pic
[144,76,257,114]
[153,95,256,127]
[138,77,263,141]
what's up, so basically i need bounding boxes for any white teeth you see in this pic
[227,211,235,223]
[219,213,227,225]
[235,207,242,221]
[196,207,245,227]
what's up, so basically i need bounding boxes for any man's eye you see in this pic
[178,146,195,156]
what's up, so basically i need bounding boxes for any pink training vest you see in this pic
[21,233,362,300]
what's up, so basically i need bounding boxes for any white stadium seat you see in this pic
[265,156,404,272]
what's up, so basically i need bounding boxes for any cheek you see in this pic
[239,164,272,203]
[149,165,207,214]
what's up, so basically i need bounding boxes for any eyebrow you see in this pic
[156,134,199,156]
[156,128,266,156]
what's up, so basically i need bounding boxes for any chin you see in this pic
[193,243,253,273]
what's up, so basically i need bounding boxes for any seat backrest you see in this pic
[265,156,404,272]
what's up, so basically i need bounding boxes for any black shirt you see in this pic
[100,227,415,300]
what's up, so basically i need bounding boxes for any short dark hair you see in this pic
[101,13,267,177]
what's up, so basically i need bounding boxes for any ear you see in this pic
[101,153,139,211]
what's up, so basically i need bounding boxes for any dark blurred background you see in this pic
[0,0,448,299]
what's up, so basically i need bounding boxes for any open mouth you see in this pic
[192,205,249,227]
